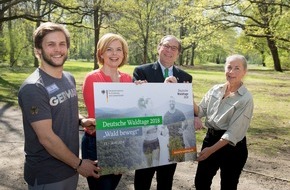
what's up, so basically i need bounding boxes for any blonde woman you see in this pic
[82,33,132,190]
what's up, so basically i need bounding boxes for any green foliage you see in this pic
[2,19,34,66]
[68,26,95,61]
[1,0,289,70]
[97,137,146,175]
[279,51,290,69]
[0,35,8,62]
[110,0,171,64]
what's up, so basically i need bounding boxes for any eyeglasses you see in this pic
[161,44,179,52]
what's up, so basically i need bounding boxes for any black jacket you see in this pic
[133,62,192,83]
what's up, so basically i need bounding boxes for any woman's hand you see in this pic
[197,139,229,161]
[134,80,147,85]
[194,117,204,130]
[81,118,96,134]
[196,147,214,161]
[84,125,96,135]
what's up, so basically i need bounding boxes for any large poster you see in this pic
[94,83,197,175]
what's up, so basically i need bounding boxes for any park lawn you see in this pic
[0,61,289,157]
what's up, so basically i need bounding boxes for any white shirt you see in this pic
[158,61,173,77]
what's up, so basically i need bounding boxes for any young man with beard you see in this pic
[18,22,100,190]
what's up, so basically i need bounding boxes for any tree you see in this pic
[113,0,168,65]
[237,33,269,66]
[1,0,288,70]
[0,1,123,67]
[172,0,232,66]
[203,0,290,71]
[0,0,74,65]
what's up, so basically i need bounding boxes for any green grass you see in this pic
[1,61,290,158]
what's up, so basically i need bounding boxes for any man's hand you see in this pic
[164,76,177,83]
[77,159,100,178]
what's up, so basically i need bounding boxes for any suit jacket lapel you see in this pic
[152,62,165,82]
[172,66,181,82]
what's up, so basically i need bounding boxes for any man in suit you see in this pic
[133,35,192,190]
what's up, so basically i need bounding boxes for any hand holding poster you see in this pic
[94,83,197,175]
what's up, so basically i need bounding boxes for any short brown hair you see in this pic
[33,22,70,49]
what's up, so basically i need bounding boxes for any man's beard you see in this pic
[170,103,175,110]
[41,49,68,67]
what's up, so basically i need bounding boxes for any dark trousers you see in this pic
[82,133,122,190]
[86,175,122,190]
[134,163,177,190]
[194,129,248,190]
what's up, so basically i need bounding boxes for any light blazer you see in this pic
[133,61,192,83]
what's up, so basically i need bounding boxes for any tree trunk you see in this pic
[260,50,266,67]
[216,54,220,64]
[142,7,150,64]
[93,4,100,70]
[143,37,148,64]
[190,44,196,66]
[179,50,183,66]
[185,51,189,66]
[8,7,15,67]
[266,37,282,72]
[34,0,42,68]
[179,25,186,66]
[0,4,6,63]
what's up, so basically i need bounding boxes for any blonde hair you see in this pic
[97,33,129,67]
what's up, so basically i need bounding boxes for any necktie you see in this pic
[164,68,169,78]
